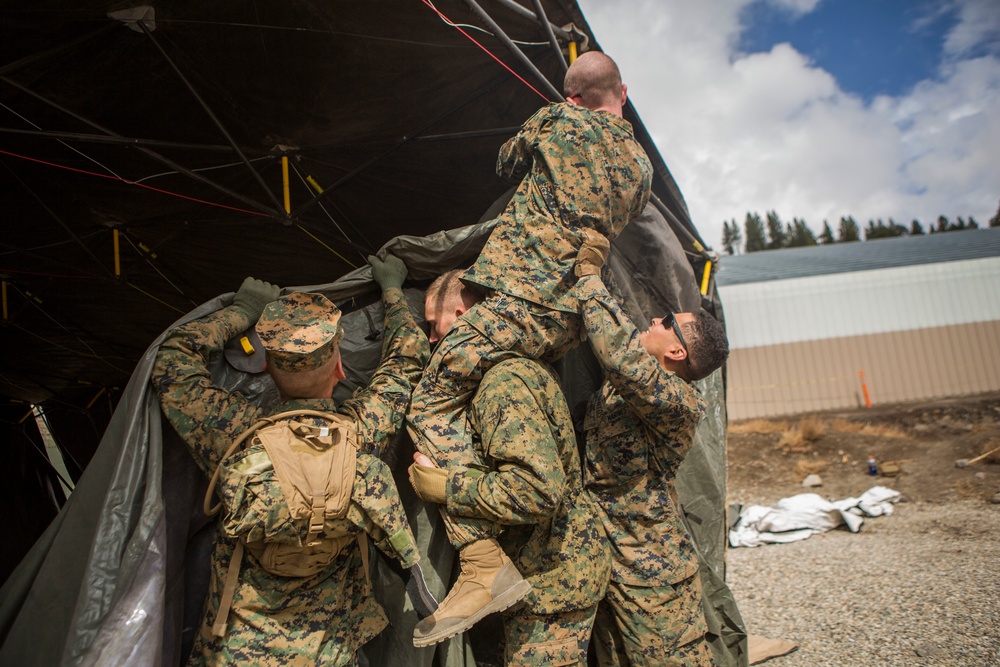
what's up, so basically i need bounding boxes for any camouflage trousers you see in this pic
[406,291,581,547]
[502,606,598,666]
[591,574,712,667]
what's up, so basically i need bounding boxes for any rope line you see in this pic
[419,0,551,103]
[0,148,270,218]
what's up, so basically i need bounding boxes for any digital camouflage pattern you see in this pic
[501,608,597,666]
[408,101,650,548]
[451,357,610,613]
[151,287,428,666]
[464,102,652,314]
[575,274,705,587]
[406,293,581,547]
[592,575,712,667]
[257,291,344,372]
[575,274,711,665]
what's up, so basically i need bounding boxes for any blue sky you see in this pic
[575,0,1000,249]
[739,1,958,100]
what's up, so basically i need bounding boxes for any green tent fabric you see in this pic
[0,200,746,666]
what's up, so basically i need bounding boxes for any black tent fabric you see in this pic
[0,1,745,664]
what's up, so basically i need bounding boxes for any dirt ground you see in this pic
[726,392,1000,507]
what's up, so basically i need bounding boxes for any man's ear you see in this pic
[662,340,687,364]
[333,356,346,382]
[620,83,628,107]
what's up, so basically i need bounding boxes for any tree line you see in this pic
[720,200,1000,255]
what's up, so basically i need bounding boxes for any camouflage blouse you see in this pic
[464,102,652,313]
[447,357,611,614]
[577,276,706,586]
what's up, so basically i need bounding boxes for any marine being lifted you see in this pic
[406,50,653,647]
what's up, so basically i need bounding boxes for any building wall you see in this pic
[719,257,1000,420]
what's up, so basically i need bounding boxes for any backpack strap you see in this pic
[212,540,245,637]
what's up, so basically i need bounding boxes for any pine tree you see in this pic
[910,219,924,235]
[765,210,787,249]
[887,218,907,236]
[989,201,1000,227]
[968,216,979,229]
[819,220,835,244]
[838,216,860,242]
[936,215,949,232]
[786,218,817,247]
[721,220,736,255]
[744,212,767,252]
[730,219,742,253]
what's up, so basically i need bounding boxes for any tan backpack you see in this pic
[203,409,369,637]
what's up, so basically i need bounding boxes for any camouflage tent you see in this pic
[0,0,745,664]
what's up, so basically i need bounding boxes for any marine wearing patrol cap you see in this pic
[256,292,343,372]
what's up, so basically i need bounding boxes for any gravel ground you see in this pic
[726,499,1000,667]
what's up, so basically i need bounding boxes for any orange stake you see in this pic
[858,370,872,409]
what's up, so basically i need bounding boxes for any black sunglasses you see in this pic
[662,313,691,367]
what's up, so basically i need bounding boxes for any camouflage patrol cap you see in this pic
[256,291,343,372]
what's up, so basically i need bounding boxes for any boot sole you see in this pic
[412,579,532,648]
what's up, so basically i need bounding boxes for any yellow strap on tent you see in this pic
[568,41,577,64]
[281,155,291,213]
[113,229,121,277]
[305,175,323,194]
[700,260,712,295]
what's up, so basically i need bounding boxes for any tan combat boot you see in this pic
[412,538,531,647]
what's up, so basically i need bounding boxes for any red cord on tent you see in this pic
[0,148,270,218]
[419,0,552,103]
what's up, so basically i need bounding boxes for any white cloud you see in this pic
[576,0,1000,249]
[943,0,1000,58]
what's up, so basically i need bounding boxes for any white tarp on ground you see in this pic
[729,486,901,548]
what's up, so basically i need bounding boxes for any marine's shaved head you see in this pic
[563,51,624,112]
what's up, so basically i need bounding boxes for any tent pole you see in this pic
[459,0,564,102]
[488,0,575,42]
[290,67,527,218]
[1,77,280,219]
[0,25,117,78]
[528,0,568,73]
[135,21,287,217]
[0,127,265,154]
[2,162,114,278]
[649,192,708,256]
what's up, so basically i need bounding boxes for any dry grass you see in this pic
[952,478,995,501]
[793,459,828,478]
[730,418,790,434]
[776,415,827,452]
[828,418,908,438]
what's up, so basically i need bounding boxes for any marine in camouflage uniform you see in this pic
[151,263,428,666]
[575,270,727,667]
[407,55,653,553]
[420,357,611,664]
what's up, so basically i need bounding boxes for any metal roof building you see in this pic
[716,228,1000,420]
